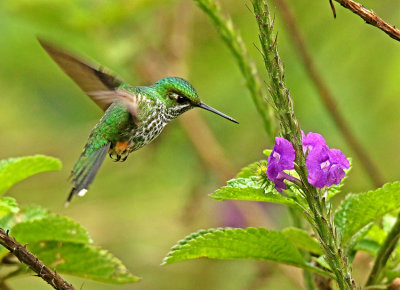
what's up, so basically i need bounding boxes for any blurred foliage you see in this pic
[0,155,139,286]
[0,0,399,289]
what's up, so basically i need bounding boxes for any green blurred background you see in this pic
[0,0,399,289]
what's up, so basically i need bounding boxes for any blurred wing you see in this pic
[38,37,124,111]
[89,89,139,124]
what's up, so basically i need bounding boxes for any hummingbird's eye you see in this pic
[176,95,187,104]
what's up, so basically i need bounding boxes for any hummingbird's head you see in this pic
[152,77,238,123]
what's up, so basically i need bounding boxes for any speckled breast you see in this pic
[128,101,171,152]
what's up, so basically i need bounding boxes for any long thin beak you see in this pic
[198,102,239,124]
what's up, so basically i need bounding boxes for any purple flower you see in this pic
[267,137,295,192]
[273,171,299,192]
[305,145,349,188]
[266,132,349,191]
[302,131,326,153]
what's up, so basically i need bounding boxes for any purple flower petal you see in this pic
[305,143,349,188]
[306,145,330,188]
[267,137,296,191]
[302,131,326,153]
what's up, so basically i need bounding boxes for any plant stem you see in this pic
[274,0,384,188]
[366,211,400,286]
[251,1,354,288]
[194,0,278,141]
[0,228,74,290]
[332,0,400,42]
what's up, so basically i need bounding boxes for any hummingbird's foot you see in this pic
[109,153,121,162]
[121,156,128,162]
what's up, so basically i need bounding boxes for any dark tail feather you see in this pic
[66,143,111,206]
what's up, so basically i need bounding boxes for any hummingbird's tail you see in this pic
[66,143,111,206]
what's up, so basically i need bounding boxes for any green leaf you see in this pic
[236,160,267,178]
[163,227,333,278]
[0,155,62,195]
[19,205,51,222]
[334,182,400,244]
[236,160,268,178]
[354,239,380,255]
[263,149,272,157]
[0,206,51,230]
[27,241,140,284]
[0,197,19,217]
[282,227,322,255]
[11,214,92,244]
[211,177,300,209]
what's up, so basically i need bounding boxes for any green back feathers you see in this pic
[68,103,132,204]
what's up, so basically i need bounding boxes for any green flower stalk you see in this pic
[251,1,354,289]
[194,0,277,141]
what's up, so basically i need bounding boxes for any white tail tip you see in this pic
[77,189,88,196]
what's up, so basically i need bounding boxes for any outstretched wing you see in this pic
[38,37,125,112]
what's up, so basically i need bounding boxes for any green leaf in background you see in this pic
[0,155,62,195]
[0,197,19,217]
[236,160,267,178]
[354,239,380,255]
[282,227,322,255]
[211,177,300,209]
[11,214,92,244]
[27,241,140,284]
[334,182,400,244]
[0,205,51,230]
[163,227,333,278]
[18,205,51,222]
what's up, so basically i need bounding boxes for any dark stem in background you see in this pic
[366,212,400,286]
[0,228,74,290]
[274,0,384,188]
[332,0,400,41]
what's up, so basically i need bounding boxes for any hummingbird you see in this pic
[38,39,238,204]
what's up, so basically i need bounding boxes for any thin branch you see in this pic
[366,211,400,286]
[0,228,74,290]
[275,0,384,188]
[329,0,336,18]
[333,0,400,42]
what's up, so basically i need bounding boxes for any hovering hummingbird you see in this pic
[38,39,238,204]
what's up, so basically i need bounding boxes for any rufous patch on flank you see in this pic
[115,141,130,155]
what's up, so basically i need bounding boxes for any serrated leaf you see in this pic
[163,227,333,278]
[236,160,267,178]
[211,177,300,209]
[282,227,322,255]
[0,206,51,230]
[11,214,92,244]
[19,205,51,222]
[163,227,304,265]
[334,182,400,244]
[0,155,62,195]
[0,197,19,217]
[27,241,140,284]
